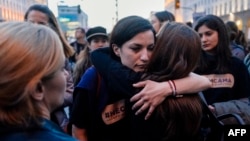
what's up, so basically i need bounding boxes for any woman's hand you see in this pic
[130,80,171,120]
[72,125,88,141]
[130,73,211,120]
[208,105,216,114]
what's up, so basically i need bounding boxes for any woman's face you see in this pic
[197,25,219,54]
[113,30,155,72]
[43,68,68,112]
[88,36,109,51]
[26,10,49,25]
[150,14,161,33]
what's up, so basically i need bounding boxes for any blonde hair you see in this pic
[0,22,65,127]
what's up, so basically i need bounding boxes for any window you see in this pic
[235,0,238,11]
[241,0,245,10]
[215,6,217,15]
[229,0,232,13]
[220,4,222,15]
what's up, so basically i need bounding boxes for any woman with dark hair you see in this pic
[108,20,203,140]
[24,4,75,133]
[129,22,203,141]
[73,26,109,86]
[70,16,210,141]
[90,19,204,140]
[194,15,250,124]
[225,21,246,60]
[70,16,156,141]
[150,10,175,33]
[236,30,248,51]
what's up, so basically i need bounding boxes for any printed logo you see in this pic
[224,125,250,141]
[102,99,125,125]
[228,129,247,136]
[204,74,234,88]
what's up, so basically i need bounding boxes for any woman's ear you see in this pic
[31,81,45,101]
[112,44,120,57]
[86,42,91,50]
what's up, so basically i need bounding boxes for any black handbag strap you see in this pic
[198,92,224,141]
[198,92,223,127]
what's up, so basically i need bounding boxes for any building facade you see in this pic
[57,4,88,37]
[165,0,250,39]
[0,0,47,21]
[164,0,182,21]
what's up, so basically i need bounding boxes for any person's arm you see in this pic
[70,88,90,141]
[91,48,212,119]
[70,67,98,141]
[211,98,250,115]
[130,72,212,120]
[91,47,141,97]
[72,125,88,141]
[175,72,212,93]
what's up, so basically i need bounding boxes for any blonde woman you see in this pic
[0,22,77,141]
[24,4,75,132]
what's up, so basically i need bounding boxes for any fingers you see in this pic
[130,93,141,102]
[144,106,155,120]
[132,97,144,110]
[133,80,147,88]
[208,105,216,114]
[131,94,156,120]
[135,103,149,116]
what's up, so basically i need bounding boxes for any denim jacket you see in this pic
[0,118,77,141]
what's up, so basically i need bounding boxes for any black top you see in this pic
[195,54,250,105]
[70,66,131,141]
[90,47,201,141]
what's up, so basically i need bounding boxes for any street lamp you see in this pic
[115,0,118,22]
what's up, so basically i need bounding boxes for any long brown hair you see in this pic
[73,47,92,85]
[194,15,232,73]
[144,22,202,140]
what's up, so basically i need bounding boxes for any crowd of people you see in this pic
[0,4,250,141]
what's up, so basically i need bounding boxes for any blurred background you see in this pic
[1,0,250,41]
